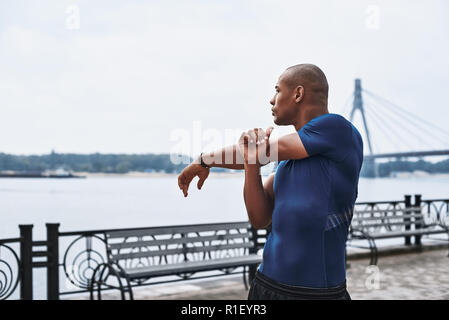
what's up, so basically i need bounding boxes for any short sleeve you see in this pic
[298,114,352,162]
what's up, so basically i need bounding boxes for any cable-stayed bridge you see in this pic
[342,79,449,177]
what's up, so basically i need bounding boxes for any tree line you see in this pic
[0,152,190,174]
[361,158,449,177]
[1,152,448,176]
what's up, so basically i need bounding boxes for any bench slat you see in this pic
[353,208,415,214]
[109,241,255,261]
[106,222,251,239]
[351,220,426,229]
[352,214,424,222]
[108,232,252,250]
[123,254,262,279]
[354,228,447,239]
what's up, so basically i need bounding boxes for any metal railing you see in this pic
[1,194,448,300]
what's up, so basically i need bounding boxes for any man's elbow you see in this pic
[249,216,271,230]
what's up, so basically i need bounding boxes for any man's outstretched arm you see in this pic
[177,144,245,197]
[177,128,310,197]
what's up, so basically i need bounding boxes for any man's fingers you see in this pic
[183,180,191,197]
[180,174,193,197]
[178,174,184,190]
[248,130,257,144]
[197,176,206,190]
[255,128,265,143]
[178,175,188,197]
[265,127,274,157]
[239,132,249,145]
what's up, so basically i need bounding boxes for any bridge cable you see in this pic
[363,89,449,141]
[363,98,437,150]
[366,95,449,148]
[363,103,414,151]
[361,103,402,152]
[340,92,354,118]
[363,89,449,138]
[364,103,416,151]
[362,106,397,153]
[363,93,449,148]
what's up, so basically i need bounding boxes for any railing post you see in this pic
[404,195,412,245]
[46,223,60,300]
[414,194,422,246]
[19,224,33,300]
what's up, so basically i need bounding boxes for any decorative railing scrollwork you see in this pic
[0,242,21,300]
[423,200,449,228]
[62,234,107,290]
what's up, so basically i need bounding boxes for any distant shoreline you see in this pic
[76,171,246,178]
[68,171,449,179]
[2,170,449,179]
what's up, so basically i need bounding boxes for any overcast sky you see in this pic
[1,0,448,157]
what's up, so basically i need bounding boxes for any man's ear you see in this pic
[295,86,304,103]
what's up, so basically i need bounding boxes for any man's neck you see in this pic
[294,106,329,131]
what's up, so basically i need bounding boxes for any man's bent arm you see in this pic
[178,130,309,197]
[244,169,274,229]
[202,132,308,170]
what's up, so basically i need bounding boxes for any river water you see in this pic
[1,174,448,299]
[1,174,448,238]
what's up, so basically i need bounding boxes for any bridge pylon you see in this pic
[349,79,378,177]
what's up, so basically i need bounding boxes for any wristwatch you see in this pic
[199,152,211,169]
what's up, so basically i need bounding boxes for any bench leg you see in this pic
[89,263,134,300]
[107,266,133,300]
[447,232,449,258]
[109,264,134,300]
[249,265,257,286]
[242,265,257,290]
[368,238,378,265]
[242,266,248,290]
[89,263,108,300]
[345,247,351,269]
[357,230,378,266]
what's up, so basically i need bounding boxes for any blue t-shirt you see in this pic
[258,113,363,288]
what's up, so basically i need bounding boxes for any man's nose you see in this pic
[270,96,275,106]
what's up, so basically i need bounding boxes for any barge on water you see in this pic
[0,171,86,179]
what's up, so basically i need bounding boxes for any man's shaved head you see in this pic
[282,64,329,107]
[270,63,329,128]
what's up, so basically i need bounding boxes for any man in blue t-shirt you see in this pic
[178,64,363,300]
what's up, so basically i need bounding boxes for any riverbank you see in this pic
[64,171,449,179]
[75,171,245,178]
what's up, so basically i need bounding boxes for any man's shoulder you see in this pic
[306,113,351,132]
[321,114,363,152]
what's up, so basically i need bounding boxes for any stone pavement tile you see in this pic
[346,249,449,300]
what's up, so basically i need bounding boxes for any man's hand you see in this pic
[177,161,210,197]
[238,127,274,166]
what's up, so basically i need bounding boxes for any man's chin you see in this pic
[273,117,283,126]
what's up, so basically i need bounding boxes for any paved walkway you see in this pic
[77,248,449,300]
